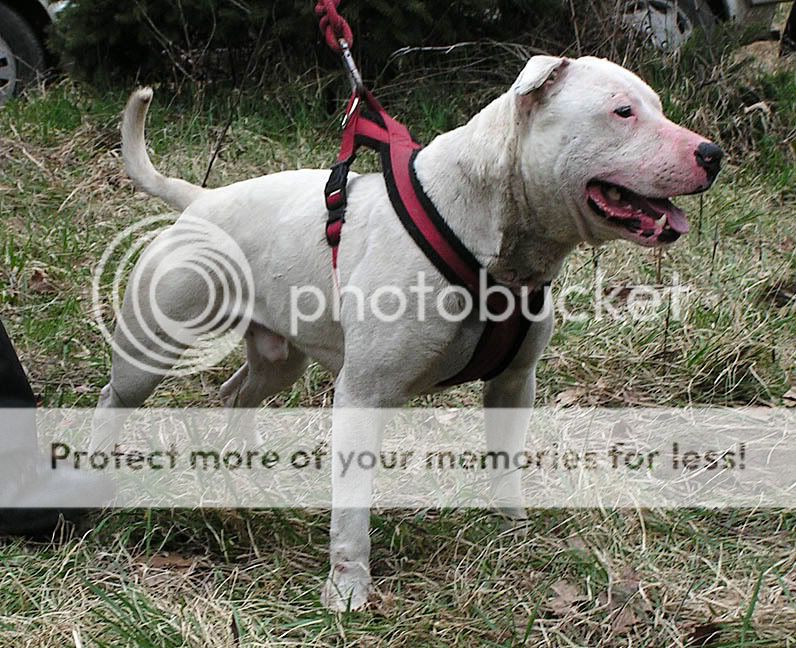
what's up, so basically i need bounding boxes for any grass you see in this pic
[0,27,795,648]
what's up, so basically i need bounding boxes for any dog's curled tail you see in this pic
[121,88,206,211]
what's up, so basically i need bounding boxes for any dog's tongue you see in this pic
[589,183,690,236]
[644,197,689,234]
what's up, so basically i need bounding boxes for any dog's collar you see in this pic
[323,91,549,386]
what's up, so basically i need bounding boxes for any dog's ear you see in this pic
[513,56,569,109]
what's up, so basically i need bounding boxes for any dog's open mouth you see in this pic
[586,181,689,246]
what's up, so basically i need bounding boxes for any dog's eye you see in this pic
[614,105,633,118]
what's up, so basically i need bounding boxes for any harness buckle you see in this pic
[324,161,350,247]
[324,162,349,208]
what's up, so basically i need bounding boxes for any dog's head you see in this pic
[511,56,722,248]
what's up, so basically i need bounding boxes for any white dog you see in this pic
[98,56,721,610]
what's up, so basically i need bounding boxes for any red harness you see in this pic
[323,91,547,387]
[315,0,546,387]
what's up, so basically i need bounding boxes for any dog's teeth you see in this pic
[606,187,621,201]
[655,214,667,228]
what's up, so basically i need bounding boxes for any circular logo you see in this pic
[92,214,255,376]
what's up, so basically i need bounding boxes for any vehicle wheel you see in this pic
[622,0,719,51]
[0,3,46,105]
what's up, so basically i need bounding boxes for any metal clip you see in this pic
[341,95,360,129]
[338,39,364,95]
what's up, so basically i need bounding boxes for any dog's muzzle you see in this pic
[695,142,723,185]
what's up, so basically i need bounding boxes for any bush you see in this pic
[50,0,560,88]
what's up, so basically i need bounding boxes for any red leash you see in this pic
[314,0,354,54]
[315,3,547,386]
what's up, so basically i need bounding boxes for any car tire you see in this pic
[623,0,720,50]
[0,3,46,105]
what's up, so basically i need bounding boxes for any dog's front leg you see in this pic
[320,400,389,611]
[483,369,535,520]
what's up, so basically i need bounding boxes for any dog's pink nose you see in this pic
[695,142,723,184]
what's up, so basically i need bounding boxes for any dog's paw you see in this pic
[495,505,528,521]
[320,561,372,612]
[493,506,530,532]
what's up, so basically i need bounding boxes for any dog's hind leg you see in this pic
[220,324,308,448]
[93,328,183,451]
[93,241,219,447]
[221,323,308,408]
[96,270,199,412]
